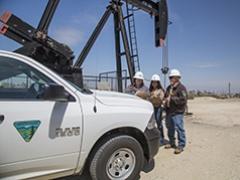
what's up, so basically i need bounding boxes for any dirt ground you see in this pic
[141,97,240,180]
[64,97,240,180]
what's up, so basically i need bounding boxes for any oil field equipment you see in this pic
[0,0,168,92]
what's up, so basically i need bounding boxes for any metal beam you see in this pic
[0,11,73,59]
[37,0,60,32]
[122,0,159,15]
[118,5,134,84]
[74,6,113,67]
[113,11,123,92]
[0,12,35,44]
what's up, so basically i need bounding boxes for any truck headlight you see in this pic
[147,113,157,130]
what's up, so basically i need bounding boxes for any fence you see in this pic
[83,75,129,91]
[0,70,130,92]
[83,70,129,91]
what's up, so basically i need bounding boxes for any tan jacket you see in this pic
[149,89,165,107]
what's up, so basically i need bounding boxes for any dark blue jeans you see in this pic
[154,107,164,144]
[166,114,186,148]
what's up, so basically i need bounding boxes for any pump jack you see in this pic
[0,0,168,92]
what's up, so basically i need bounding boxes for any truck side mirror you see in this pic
[42,84,74,102]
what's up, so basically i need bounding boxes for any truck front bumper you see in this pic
[144,127,160,161]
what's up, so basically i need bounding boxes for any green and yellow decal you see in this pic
[14,120,41,142]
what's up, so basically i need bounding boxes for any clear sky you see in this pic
[0,0,239,93]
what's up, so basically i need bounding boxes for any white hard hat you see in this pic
[169,69,181,78]
[134,71,144,80]
[151,74,161,81]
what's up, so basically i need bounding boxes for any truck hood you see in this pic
[92,90,152,109]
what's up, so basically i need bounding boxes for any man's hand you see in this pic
[163,96,171,108]
[129,85,137,92]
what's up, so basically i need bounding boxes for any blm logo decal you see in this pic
[14,120,41,142]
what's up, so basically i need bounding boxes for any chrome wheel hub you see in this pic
[106,148,136,179]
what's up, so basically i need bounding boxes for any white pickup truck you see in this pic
[0,50,160,180]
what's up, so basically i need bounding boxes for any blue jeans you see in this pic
[154,107,164,144]
[166,114,186,148]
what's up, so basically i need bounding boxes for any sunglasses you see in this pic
[169,76,180,80]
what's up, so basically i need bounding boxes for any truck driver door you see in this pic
[0,55,82,179]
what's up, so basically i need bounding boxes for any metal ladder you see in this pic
[125,3,140,73]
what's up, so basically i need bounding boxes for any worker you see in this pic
[125,71,149,99]
[149,74,165,145]
[164,69,187,154]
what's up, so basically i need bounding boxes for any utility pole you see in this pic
[228,82,231,97]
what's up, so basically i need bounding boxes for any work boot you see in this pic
[164,144,176,149]
[174,147,184,154]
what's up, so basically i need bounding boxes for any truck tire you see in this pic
[89,135,144,180]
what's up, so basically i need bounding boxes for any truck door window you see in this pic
[0,56,54,100]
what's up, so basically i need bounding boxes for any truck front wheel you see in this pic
[89,135,144,180]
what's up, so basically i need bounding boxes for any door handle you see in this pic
[0,114,4,123]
